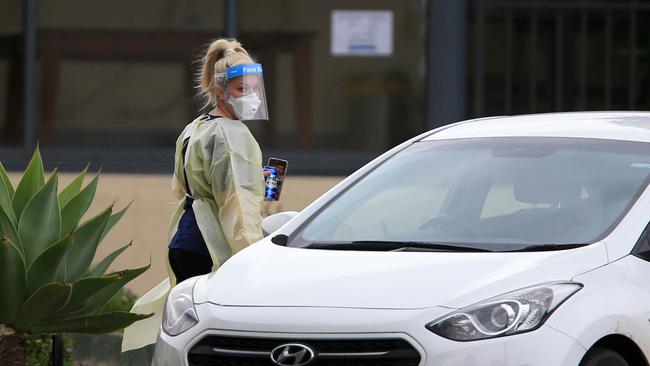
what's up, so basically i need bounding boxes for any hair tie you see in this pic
[223,48,235,56]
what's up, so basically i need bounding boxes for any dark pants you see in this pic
[168,248,213,283]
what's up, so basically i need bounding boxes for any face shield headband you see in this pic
[215,63,269,121]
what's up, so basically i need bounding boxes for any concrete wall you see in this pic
[6,172,343,296]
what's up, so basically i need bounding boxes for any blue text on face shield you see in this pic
[226,63,263,79]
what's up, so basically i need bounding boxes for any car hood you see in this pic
[194,240,608,309]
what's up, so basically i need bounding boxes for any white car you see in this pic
[153,112,650,366]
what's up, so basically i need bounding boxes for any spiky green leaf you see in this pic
[86,241,131,278]
[15,282,72,331]
[0,203,22,256]
[64,204,112,281]
[0,164,16,226]
[53,273,123,317]
[0,162,15,197]
[12,146,45,219]
[0,237,25,324]
[25,232,74,296]
[53,262,66,283]
[60,172,99,234]
[18,171,61,267]
[80,264,149,314]
[100,201,131,242]
[58,165,88,209]
[31,311,153,334]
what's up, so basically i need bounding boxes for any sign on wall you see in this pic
[331,10,394,57]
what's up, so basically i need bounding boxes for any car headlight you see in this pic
[426,282,582,341]
[162,277,200,336]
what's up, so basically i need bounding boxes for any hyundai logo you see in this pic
[270,343,315,366]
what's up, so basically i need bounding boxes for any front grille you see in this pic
[188,335,421,366]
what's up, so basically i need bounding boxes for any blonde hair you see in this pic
[196,38,254,108]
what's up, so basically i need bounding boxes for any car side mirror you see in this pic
[262,211,299,236]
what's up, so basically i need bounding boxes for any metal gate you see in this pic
[471,0,650,117]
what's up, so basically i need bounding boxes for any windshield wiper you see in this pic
[504,243,588,252]
[303,240,494,252]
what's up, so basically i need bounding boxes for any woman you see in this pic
[168,38,269,282]
[122,38,269,351]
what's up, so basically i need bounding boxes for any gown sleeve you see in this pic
[205,122,264,254]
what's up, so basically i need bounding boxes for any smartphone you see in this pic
[266,158,288,200]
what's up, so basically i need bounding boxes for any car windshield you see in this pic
[292,137,650,251]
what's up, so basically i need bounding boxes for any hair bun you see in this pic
[198,38,253,108]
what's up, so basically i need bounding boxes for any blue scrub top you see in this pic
[168,197,210,257]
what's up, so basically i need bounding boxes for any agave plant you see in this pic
[0,148,151,365]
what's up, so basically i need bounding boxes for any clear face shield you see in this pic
[217,63,269,121]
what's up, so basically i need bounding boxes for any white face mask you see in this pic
[228,93,262,120]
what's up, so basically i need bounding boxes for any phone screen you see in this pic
[268,158,288,176]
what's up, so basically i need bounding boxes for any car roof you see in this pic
[422,111,650,143]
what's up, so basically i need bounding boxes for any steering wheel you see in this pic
[418,215,477,237]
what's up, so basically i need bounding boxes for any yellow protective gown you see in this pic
[121,115,264,351]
